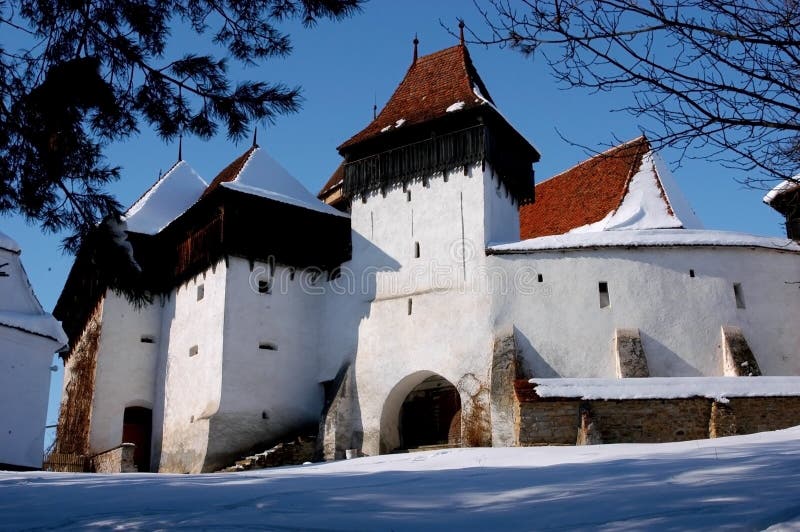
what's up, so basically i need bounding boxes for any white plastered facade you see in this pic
[69,151,800,470]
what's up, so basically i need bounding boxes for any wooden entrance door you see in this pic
[122,407,152,472]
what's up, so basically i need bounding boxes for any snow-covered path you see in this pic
[3,428,800,530]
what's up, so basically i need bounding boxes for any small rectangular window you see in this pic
[258,342,277,351]
[599,282,610,308]
[140,335,155,344]
[407,190,411,202]
[733,283,746,309]
[407,298,413,316]
[689,269,695,278]
[189,345,199,357]
[196,284,204,301]
[537,274,543,283]
[414,242,420,258]
[258,279,271,294]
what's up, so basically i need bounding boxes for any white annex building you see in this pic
[0,231,67,470]
[55,41,800,473]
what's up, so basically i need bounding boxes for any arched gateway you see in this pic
[380,372,462,453]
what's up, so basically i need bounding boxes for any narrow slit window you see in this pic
[258,279,271,294]
[289,268,296,281]
[689,269,695,278]
[599,282,610,308]
[196,284,204,301]
[537,274,543,283]
[140,335,155,344]
[258,342,277,351]
[733,283,746,309]
[407,190,411,202]
[189,345,199,357]
[407,298,413,316]
[414,242,420,258]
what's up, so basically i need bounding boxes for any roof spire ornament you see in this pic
[459,19,465,46]
[373,93,377,119]
[413,34,419,64]
[252,127,259,148]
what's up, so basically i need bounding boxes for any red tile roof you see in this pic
[520,137,650,239]
[202,146,257,198]
[318,161,345,198]
[338,45,494,151]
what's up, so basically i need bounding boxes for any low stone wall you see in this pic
[91,444,136,473]
[516,388,800,446]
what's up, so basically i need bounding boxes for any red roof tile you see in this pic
[338,45,493,151]
[318,161,345,198]
[202,146,257,198]
[520,137,650,239]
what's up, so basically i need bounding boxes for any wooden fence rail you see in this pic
[42,453,88,473]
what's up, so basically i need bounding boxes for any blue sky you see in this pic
[0,1,788,449]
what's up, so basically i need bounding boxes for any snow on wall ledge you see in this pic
[489,229,800,253]
[0,311,68,345]
[530,376,800,402]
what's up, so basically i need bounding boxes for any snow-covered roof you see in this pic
[763,177,800,205]
[507,136,798,253]
[530,377,800,402]
[217,147,349,218]
[123,160,208,235]
[0,311,68,345]
[0,237,67,347]
[520,137,702,238]
[489,228,800,253]
[0,230,20,253]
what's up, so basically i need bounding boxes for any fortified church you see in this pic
[54,37,800,473]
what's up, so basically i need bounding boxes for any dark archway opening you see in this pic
[122,407,152,472]
[400,375,461,449]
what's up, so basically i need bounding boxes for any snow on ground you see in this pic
[3,428,800,530]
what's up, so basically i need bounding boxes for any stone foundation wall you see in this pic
[728,397,800,435]
[91,443,136,473]
[518,396,800,446]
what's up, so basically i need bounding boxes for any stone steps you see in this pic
[219,436,316,472]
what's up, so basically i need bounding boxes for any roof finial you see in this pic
[413,34,419,64]
[459,19,465,46]
[177,133,183,162]
[373,93,377,120]
[252,127,259,148]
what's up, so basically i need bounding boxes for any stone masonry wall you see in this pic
[91,444,136,473]
[728,397,800,435]
[518,396,800,445]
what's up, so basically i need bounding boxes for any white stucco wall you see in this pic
[0,328,56,468]
[348,163,517,455]
[158,262,226,473]
[205,258,326,470]
[490,246,800,378]
[88,291,161,454]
